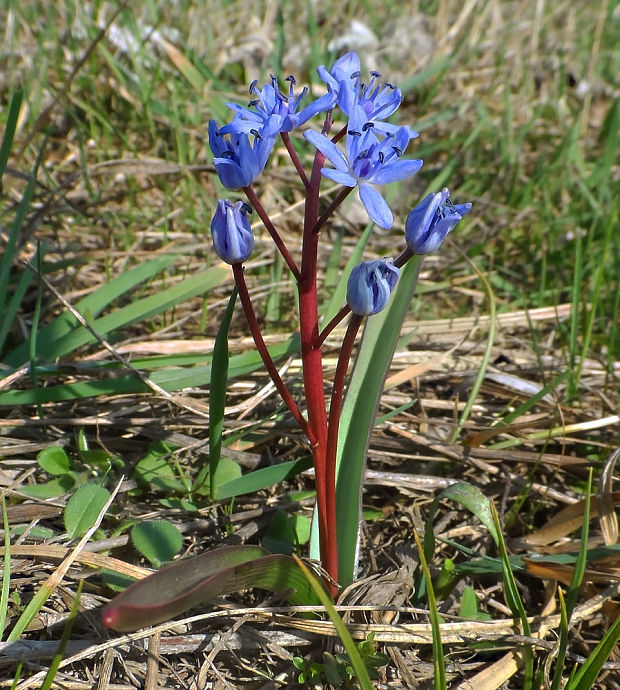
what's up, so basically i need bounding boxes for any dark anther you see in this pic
[384,82,395,89]
[248,99,259,108]
[300,86,309,98]
[286,74,296,84]
[350,70,362,79]
[241,202,253,214]
[250,128,262,139]
[362,122,374,131]
[221,150,235,159]
[370,70,381,78]
[391,146,402,156]
[348,130,362,137]
[378,151,385,163]
[249,79,258,93]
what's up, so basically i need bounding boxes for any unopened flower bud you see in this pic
[346,259,400,316]
[210,199,254,264]
[405,188,472,254]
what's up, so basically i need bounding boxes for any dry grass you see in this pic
[1,0,619,687]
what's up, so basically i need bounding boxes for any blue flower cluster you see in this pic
[208,51,471,317]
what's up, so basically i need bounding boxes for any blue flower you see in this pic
[318,52,416,139]
[347,259,400,316]
[220,75,336,136]
[304,106,423,228]
[208,120,276,189]
[210,199,254,264]
[405,188,472,254]
[316,51,361,93]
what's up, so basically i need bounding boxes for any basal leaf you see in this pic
[37,446,71,476]
[131,520,183,567]
[101,545,320,631]
[64,484,110,538]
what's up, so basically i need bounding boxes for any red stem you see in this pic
[324,313,362,584]
[394,246,414,268]
[232,263,313,443]
[312,186,354,236]
[317,304,352,347]
[299,113,339,594]
[281,132,310,189]
[243,186,301,282]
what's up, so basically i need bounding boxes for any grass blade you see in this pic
[216,456,313,500]
[565,611,620,690]
[0,89,22,182]
[413,530,446,690]
[39,581,82,690]
[292,555,373,690]
[552,469,593,688]
[491,502,533,689]
[193,287,237,498]
[0,497,10,641]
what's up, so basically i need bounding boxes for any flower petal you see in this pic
[304,130,350,172]
[321,168,357,186]
[368,158,423,185]
[359,183,393,228]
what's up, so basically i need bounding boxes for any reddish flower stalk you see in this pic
[281,132,310,189]
[312,186,354,236]
[298,139,340,595]
[324,313,362,584]
[232,263,313,444]
[317,305,352,348]
[243,186,301,282]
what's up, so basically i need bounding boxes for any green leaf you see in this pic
[20,475,74,499]
[64,484,110,538]
[134,441,187,494]
[216,456,313,500]
[327,257,421,587]
[101,545,320,632]
[4,256,177,367]
[459,586,491,621]
[131,520,183,567]
[37,446,71,476]
[193,288,236,498]
[195,458,241,498]
[564,611,620,690]
[263,511,311,554]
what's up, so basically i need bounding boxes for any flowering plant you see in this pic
[103,51,470,629]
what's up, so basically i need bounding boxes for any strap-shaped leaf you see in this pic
[102,545,321,632]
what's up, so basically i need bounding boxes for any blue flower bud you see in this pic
[210,199,254,264]
[405,188,472,254]
[346,259,400,316]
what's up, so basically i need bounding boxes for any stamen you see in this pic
[370,70,381,78]
[250,128,262,139]
[286,74,296,84]
[241,202,253,214]
[362,122,374,131]
[348,130,362,137]
[248,99,259,108]
[249,79,258,93]
[391,146,402,156]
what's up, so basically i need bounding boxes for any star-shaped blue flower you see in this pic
[220,75,336,136]
[304,106,422,228]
